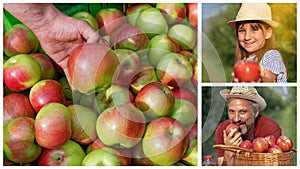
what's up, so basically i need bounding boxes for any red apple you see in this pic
[268,145,283,153]
[156,3,186,25]
[29,53,56,80]
[193,62,198,87]
[239,140,252,150]
[135,82,175,119]
[142,117,189,166]
[112,49,141,86]
[110,23,149,52]
[126,3,152,26]
[181,139,197,166]
[72,11,99,31]
[29,79,66,112]
[34,103,72,149]
[3,93,35,125]
[96,104,146,148]
[129,64,159,95]
[225,123,240,136]
[147,34,180,66]
[186,3,198,27]
[4,54,41,92]
[68,104,98,145]
[234,60,261,82]
[172,87,197,107]
[67,43,119,94]
[168,24,196,51]
[132,141,158,166]
[169,99,197,126]
[4,117,42,163]
[4,23,39,57]
[264,135,277,147]
[179,50,197,68]
[82,147,129,166]
[93,84,134,114]
[252,137,269,153]
[276,135,293,152]
[136,7,169,38]
[96,8,127,36]
[38,140,86,166]
[156,53,193,87]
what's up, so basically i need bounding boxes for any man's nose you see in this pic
[233,112,241,122]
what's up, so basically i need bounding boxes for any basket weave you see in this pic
[213,144,295,166]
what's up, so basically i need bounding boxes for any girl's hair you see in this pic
[234,21,276,63]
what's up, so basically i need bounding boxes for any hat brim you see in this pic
[220,89,267,111]
[227,18,279,29]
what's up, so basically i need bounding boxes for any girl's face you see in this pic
[237,22,273,56]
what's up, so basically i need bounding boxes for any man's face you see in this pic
[227,98,258,135]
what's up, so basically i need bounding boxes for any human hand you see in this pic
[223,128,242,147]
[260,70,277,82]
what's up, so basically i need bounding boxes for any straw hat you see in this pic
[220,86,267,111]
[227,3,279,29]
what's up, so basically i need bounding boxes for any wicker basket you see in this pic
[213,144,296,166]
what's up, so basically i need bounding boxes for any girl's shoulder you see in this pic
[263,49,282,58]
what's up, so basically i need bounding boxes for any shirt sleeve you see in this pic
[260,50,287,82]
[215,120,230,157]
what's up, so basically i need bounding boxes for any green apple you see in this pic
[68,104,98,145]
[136,7,168,38]
[156,3,187,25]
[72,11,99,31]
[4,117,42,163]
[38,140,86,166]
[170,99,197,126]
[168,24,196,50]
[82,147,128,166]
[147,34,180,66]
[181,139,198,166]
[126,3,152,26]
[96,104,146,148]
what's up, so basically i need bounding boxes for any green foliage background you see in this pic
[202,3,297,82]
[201,86,297,165]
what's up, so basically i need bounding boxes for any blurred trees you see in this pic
[202,3,297,82]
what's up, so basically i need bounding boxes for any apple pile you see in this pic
[3,3,198,166]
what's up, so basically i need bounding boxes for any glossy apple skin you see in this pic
[172,87,197,107]
[29,53,56,80]
[147,34,180,66]
[126,3,152,26]
[82,147,129,166]
[4,23,39,57]
[142,117,189,166]
[129,64,159,95]
[135,82,175,119]
[265,135,277,147]
[225,123,240,136]
[168,24,196,51]
[96,8,127,36]
[112,49,141,86]
[38,140,86,166]
[186,3,198,27]
[179,50,197,68]
[68,104,98,145]
[93,84,134,114]
[34,103,72,149]
[4,93,35,125]
[234,60,261,82]
[110,23,149,52]
[132,141,158,166]
[136,7,169,38]
[4,117,42,163]
[4,54,41,92]
[67,43,119,94]
[239,140,252,150]
[156,3,186,25]
[268,145,283,153]
[29,79,66,113]
[252,137,269,153]
[276,135,293,152]
[72,11,99,31]
[96,104,146,148]
[156,53,193,87]
[169,99,197,126]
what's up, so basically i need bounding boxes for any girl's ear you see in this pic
[265,28,273,39]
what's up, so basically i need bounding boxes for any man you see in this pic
[215,86,282,166]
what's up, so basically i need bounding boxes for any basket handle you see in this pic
[213,144,253,152]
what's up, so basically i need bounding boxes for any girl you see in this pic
[227,3,287,83]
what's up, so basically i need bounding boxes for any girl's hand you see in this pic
[260,70,277,82]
